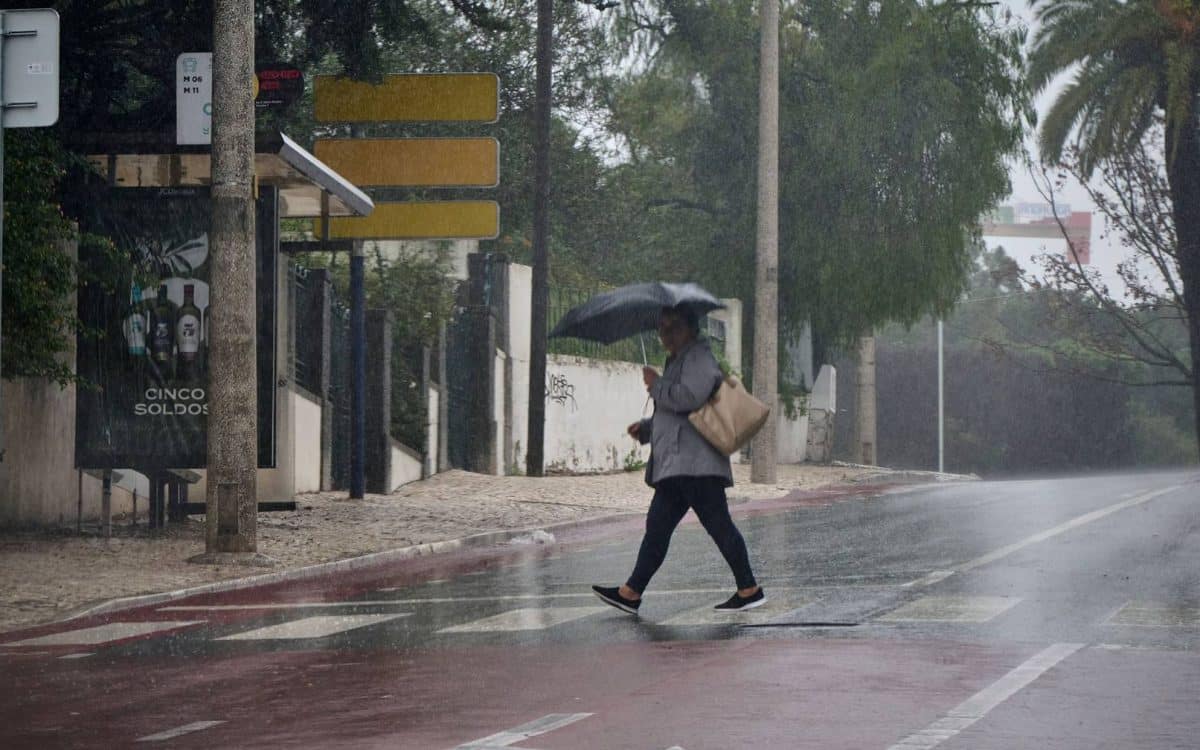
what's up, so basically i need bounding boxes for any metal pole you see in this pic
[0,13,7,460]
[937,319,944,473]
[350,241,365,499]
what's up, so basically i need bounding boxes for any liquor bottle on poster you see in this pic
[123,284,148,356]
[151,284,176,370]
[177,284,202,361]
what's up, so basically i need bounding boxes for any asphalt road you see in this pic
[2,468,1197,749]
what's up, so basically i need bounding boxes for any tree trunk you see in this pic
[207,0,258,552]
[750,0,780,484]
[1165,96,1200,461]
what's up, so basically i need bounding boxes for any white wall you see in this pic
[390,440,423,490]
[543,355,651,474]
[776,408,810,464]
[292,390,323,493]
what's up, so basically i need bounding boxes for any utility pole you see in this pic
[856,334,877,465]
[525,0,553,478]
[205,0,258,554]
[750,0,780,484]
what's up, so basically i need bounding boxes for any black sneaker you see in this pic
[592,585,641,615]
[714,588,766,612]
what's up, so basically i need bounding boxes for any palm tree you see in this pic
[1028,0,1200,457]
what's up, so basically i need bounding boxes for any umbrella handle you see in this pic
[639,334,647,366]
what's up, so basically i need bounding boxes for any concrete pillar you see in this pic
[856,335,877,465]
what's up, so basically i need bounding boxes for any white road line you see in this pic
[58,652,95,660]
[910,485,1183,588]
[136,720,225,742]
[658,592,810,627]
[161,588,810,611]
[2,621,205,647]
[439,607,606,633]
[454,713,592,748]
[159,601,411,611]
[879,596,1022,623]
[886,642,1083,750]
[218,614,408,640]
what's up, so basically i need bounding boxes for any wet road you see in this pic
[2,469,1198,748]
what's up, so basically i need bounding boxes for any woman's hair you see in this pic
[664,305,701,336]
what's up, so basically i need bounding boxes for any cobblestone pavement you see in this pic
[0,463,921,631]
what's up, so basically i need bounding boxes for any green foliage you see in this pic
[2,131,79,384]
[1028,0,1196,174]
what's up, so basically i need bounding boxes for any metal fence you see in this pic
[289,262,323,395]
[328,298,352,490]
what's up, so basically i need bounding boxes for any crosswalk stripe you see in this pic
[2,621,205,647]
[657,593,811,626]
[878,596,1022,623]
[438,607,606,633]
[218,614,408,640]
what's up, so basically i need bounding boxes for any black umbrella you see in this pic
[549,281,725,347]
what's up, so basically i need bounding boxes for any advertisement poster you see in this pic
[75,187,276,469]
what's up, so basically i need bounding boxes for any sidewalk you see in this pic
[0,463,944,631]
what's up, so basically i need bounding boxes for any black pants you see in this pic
[626,475,758,594]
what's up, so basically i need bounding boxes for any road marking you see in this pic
[160,601,411,611]
[878,596,1022,623]
[454,713,592,748]
[886,642,1083,749]
[2,621,205,647]
[658,592,811,626]
[58,652,95,660]
[1105,602,1200,628]
[909,485,1183,588]
[218,614,408,640]
[439,607,606,633]
[136,721,225,742]
[902,570,955,588]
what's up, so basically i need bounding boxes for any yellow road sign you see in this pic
[315,73,499,123]
[314,201,499,240]
[314,138,499,188]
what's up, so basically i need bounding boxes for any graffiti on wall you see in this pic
[546,372,578,411]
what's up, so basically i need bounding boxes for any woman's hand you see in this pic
[627,421,642,441]
[642,366,660,389]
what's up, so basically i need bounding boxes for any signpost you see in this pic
[176,53,213,145]
[313,71,500,497]
[314,73,499,123]
[0,7,59,457]
[313,138,499,188]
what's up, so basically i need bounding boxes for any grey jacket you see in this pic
[638,339,733,488]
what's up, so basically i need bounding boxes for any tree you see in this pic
[1019,138,1192,391]
[602,0,1028,367]
[1028,0,1200,456]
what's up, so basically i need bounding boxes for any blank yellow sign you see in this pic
[315,73,500,123]
[315,201,499,240]
[314,138,498,188]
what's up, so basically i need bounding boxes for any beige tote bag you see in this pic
[688,375,771,456]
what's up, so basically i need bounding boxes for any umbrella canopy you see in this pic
[549,282,725,345]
